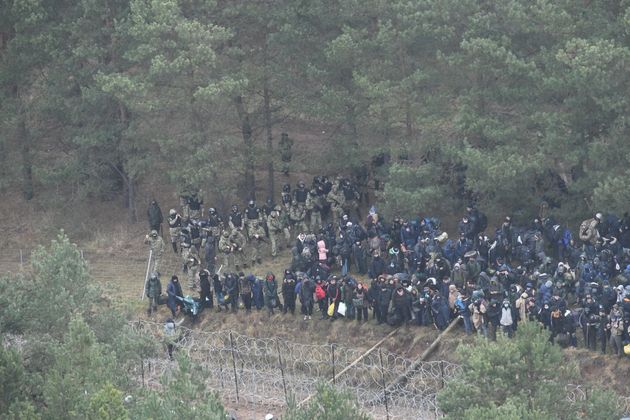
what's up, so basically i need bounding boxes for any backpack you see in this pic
[315,284,326,300]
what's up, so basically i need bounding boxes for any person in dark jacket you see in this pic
[375,277,393,324]
[282,270,297,315]
[166,275,183,317]
[148,200,164,233]
[352,241,368,275]
[392,286,412,326]
[252,276,264,310]
[199,268,213,309]
[264,272,280,315]
[486,298,502,340]
[240,273,254,312]
[353,283,369,322]
[299,274,315,320]
[369,251,386,279]
[213,274,227,312]
[431,291,450,330]
[146,273,162,316]
[327,276,341,320]
[224,273,239,313]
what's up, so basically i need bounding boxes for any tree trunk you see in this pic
[263,80,274,201]
[17,112,33,200]
[234,95,256,200]
[128,175,137,223]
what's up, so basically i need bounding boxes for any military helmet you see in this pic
[283,184,290,193]
[274,205,282,211]
[248,200,255,207]
[595,212,603,221]
[222,230,230,236]
[208,207,216,215]
[298,180,305,188]
[150,272,158,280]
[150,230,158,237]
[232,204,239,212]
[169,209,176,215]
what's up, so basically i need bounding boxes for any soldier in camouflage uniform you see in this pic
[326,183,346,227]
[188,191,203,221]
[289,199,308,236]
[228,204,245,231]
[218,230,233,271]
[279,132,294,175]
[248,219,267,265]
[187,252,201,290]
[205,207,223,237]
[229,228,247,270]
[281,184,292,211]
[144,230,165,275]
[341,179,361,218]
[305,189,323,232]
[179,186,192,220]
[245,200,263,238]
[167,209,182,253]
[267,209,284,257]
[277,205,292,246]
[180,227,192,273]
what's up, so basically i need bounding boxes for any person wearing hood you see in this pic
[166,275,183,317]
[263,273,280,315]
[515,292,529,322]
[455,290,472,335]
[199,268,213,309]
[252,276,265,310]
[538,276,553,305]
[499,298,514,338]
[148,200,164,233]
[392,285,412,326]
[431,291,450,331]
[163,318,177,361]
[327,276,341,321]
[224,273,239,313]
[299,274,315,320]
[353,283,369,322]
[240,273,254,312]
[282,270,297,315]
[146,273,162,316]
[486,298,502,340]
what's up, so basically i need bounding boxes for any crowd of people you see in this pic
[143,176,630,358]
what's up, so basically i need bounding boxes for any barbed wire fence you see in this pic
[127,321,630,419]
[3,252,630,418]
[128,320,459,419]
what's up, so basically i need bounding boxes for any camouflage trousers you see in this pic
[180,197,190,220]
[189,209,201,220]
[220,252,232,272]
[150,251,163,275]
[169,227,181,244]
[331,205,344,226]
[310,211,322,232]
[250,240,265,263]
[233,249,245,269]
[181,247,191,270]
[270,231,281,257]
[245,219,260,237]
[187,265,199,289]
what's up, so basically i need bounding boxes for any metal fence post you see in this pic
[379,349,390,420]
[229,331,240,403]
[276,340,288,404]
